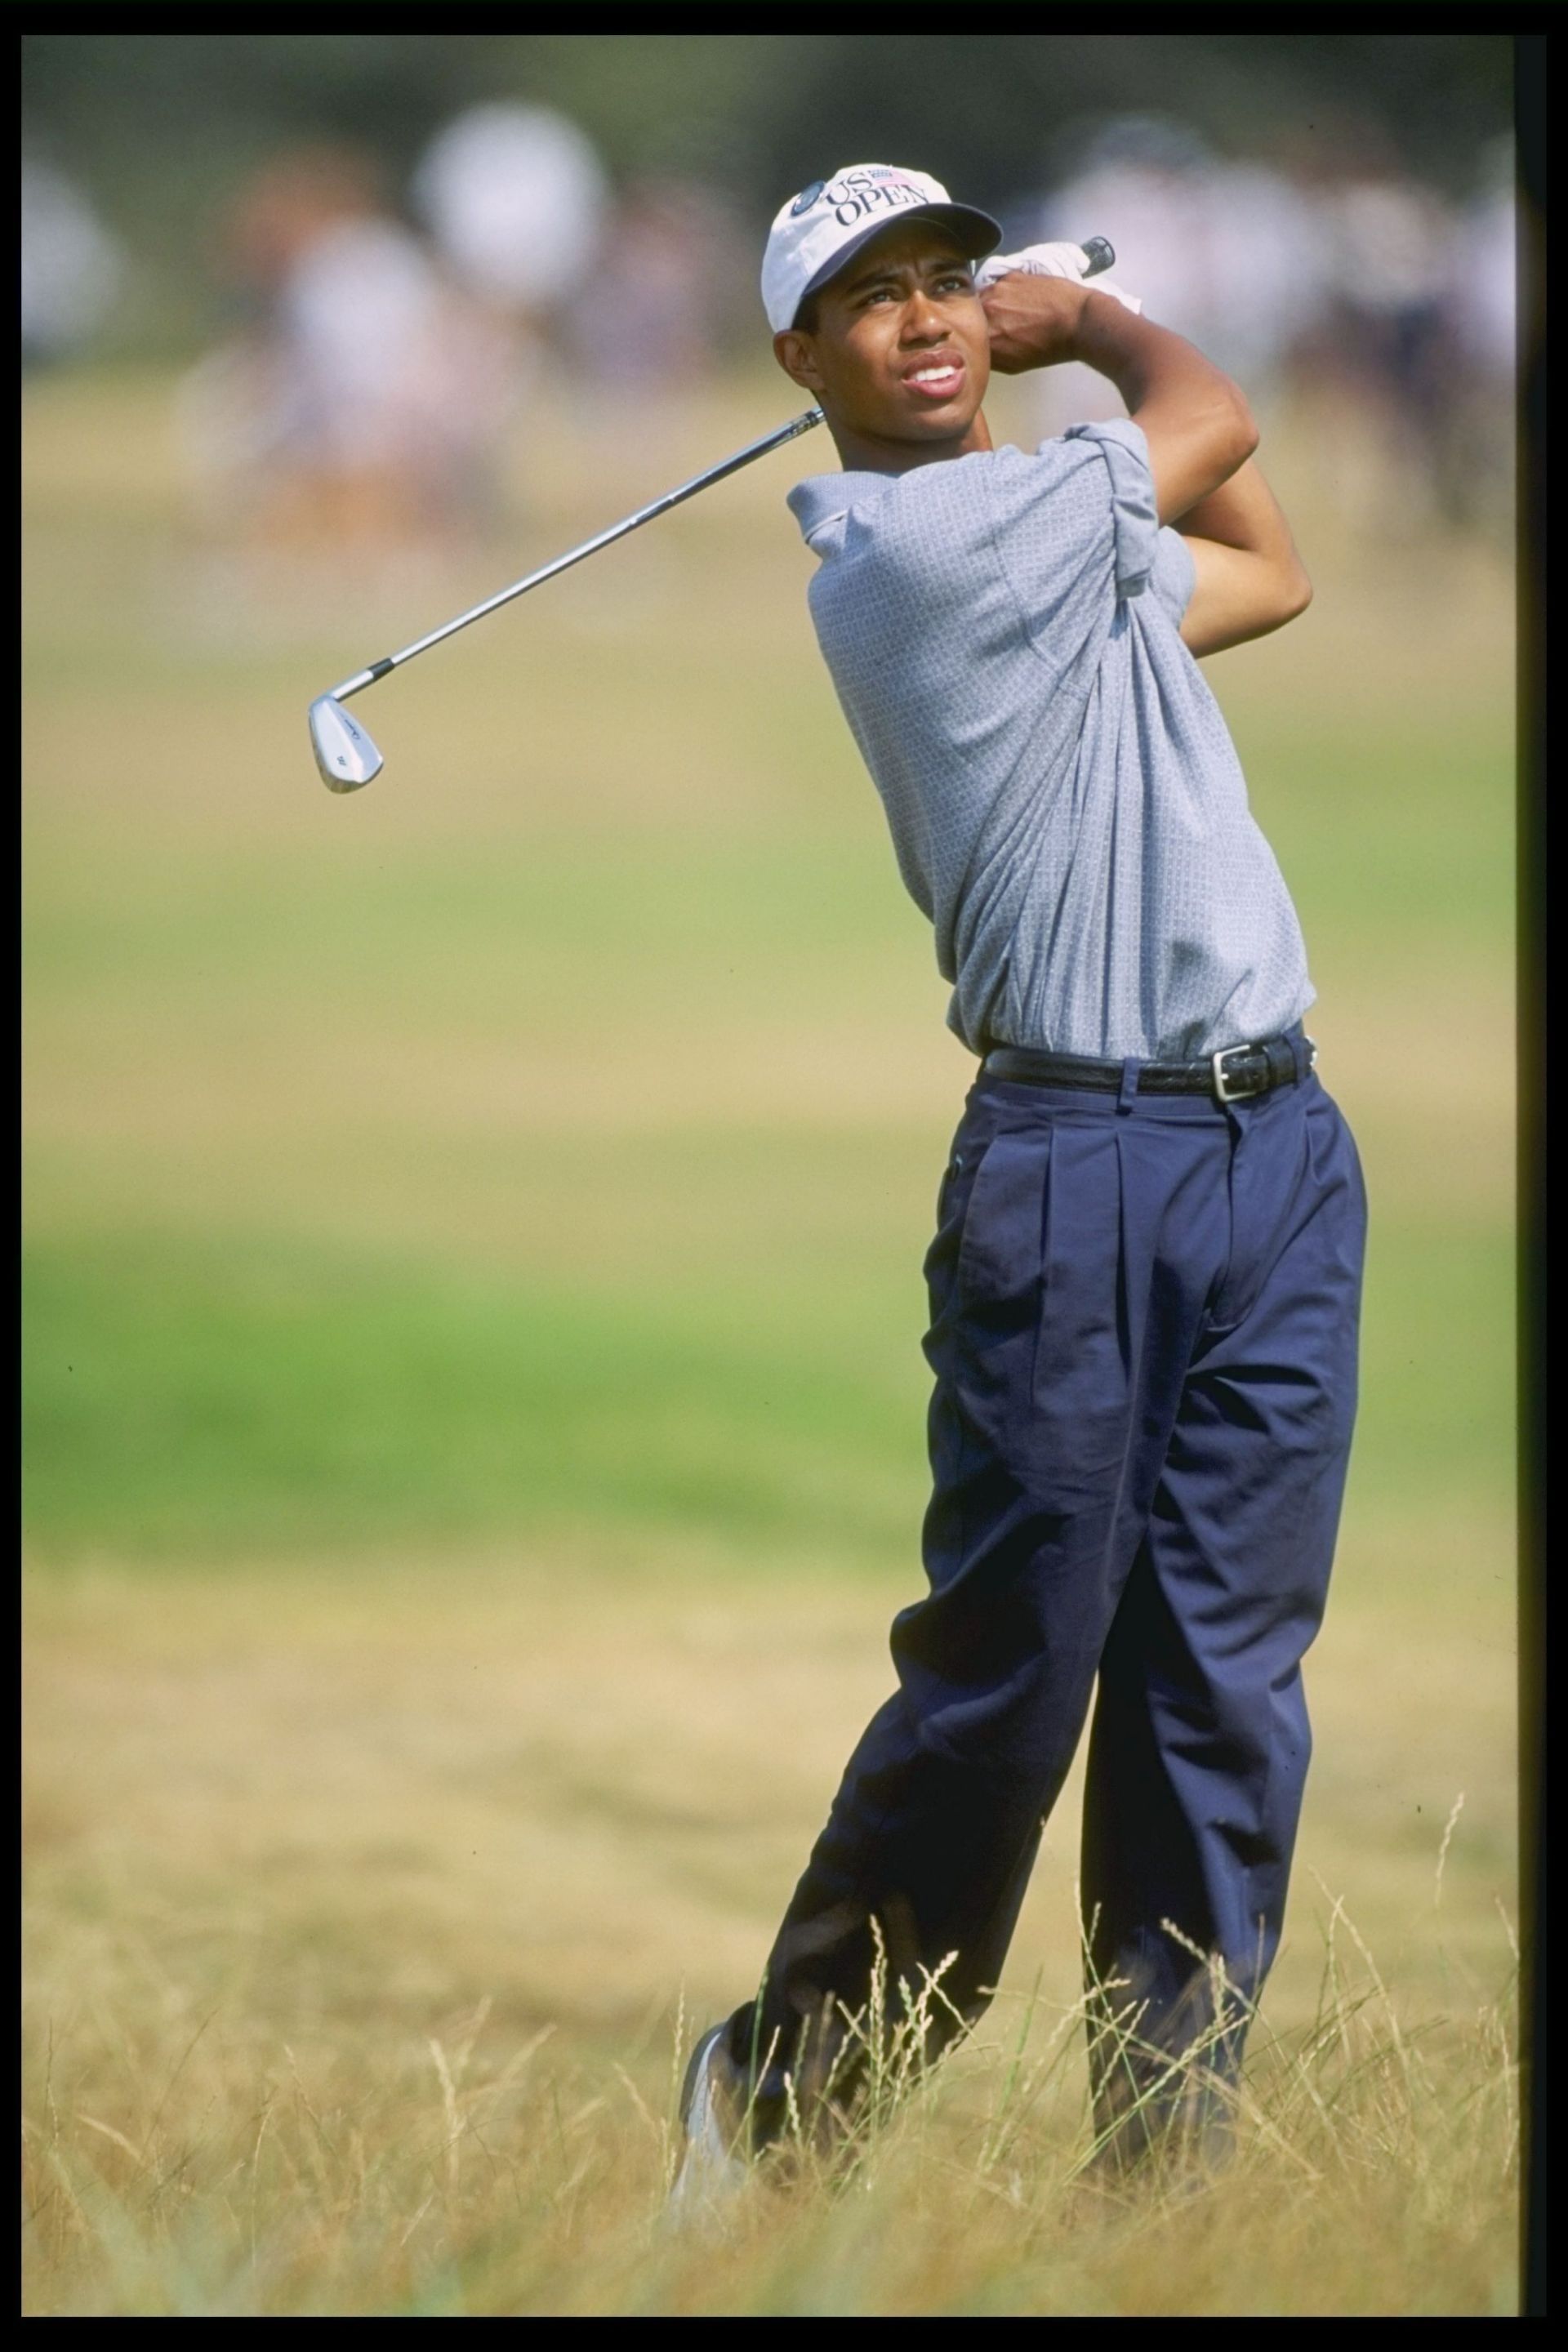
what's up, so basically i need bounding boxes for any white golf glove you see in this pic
[974,242,1143,315]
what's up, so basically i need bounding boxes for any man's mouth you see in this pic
[902,356,966,402]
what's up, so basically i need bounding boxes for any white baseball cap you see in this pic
[761,164,1002,335]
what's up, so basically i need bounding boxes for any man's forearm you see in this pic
[1067,294,1257,523]
[979,275,1259,523]
[1067,295,1237,421]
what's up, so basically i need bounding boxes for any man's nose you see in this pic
[900,292,947,342]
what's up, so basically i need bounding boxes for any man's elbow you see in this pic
[1276,559,1312,625]
[1246,559,1312,646]
[1228,387,1261,474]
[1198,383,1258,497]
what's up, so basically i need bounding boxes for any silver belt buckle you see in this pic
[1212,1045,1264,1103]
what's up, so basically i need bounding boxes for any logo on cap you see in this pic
[790,180,826,218]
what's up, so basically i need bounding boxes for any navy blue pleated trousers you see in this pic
[725,1052,1366,2158]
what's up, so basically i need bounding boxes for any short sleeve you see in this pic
[1150,526,1196,626]
[1059,417,1159,599]
[966,424,1160,686]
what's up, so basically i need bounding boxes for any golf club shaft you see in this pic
[323,236,1115,709]
[327,407,826,704]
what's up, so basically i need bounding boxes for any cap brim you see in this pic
[794,203,1003,323]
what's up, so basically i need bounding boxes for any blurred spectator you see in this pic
[1025,115,1330,436]
[1297,119,1459,531]
[21,157,123,367]
[1018,111,1509,546]
[1433,135,1514,539]
[562,176,749,395]
[408,103,612,525]
[1445,135,1515,377]
[179,145,515,553]
[412,102,608,325]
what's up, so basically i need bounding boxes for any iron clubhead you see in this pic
[310,695,384,792]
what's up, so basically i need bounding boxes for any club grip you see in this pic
[1080,237,1116,280]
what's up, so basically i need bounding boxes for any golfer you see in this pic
[675,165,1367,2197]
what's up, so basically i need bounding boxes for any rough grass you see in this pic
[22,1544,1517,2315]
[22,1850,1519,2318]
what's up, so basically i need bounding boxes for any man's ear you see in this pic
[773,329,825,394]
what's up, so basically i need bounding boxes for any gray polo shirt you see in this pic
[788,419,1312,1061]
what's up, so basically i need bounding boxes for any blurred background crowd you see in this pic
[23,33,1520,557]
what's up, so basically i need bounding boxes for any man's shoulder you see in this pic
[898,438,1092,505]
[791,441,1089,560]
[889,439,1116,554]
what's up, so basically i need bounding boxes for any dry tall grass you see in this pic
[21,1892,1519,2317]
[22,1552,1518,2315]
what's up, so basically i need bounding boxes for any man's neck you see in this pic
[827,408,994,476]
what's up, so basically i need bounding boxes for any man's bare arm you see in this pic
[981,278,1258,522]
[1174,461,1313,657]
[980,277,1307,656]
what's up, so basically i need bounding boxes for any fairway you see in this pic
[23,367,1517,2314]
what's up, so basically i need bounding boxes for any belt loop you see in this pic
[1117,1056,1141,1113]
[1289,1031,1309,1083]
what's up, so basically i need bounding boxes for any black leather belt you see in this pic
[982,1032,1316,1102]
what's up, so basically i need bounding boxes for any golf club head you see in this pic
[310,695,383,792]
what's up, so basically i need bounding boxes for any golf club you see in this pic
[308,236,1116,792]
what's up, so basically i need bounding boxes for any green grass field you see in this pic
[23,366,1518,2314]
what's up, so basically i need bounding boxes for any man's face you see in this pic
[773,221,991,450]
